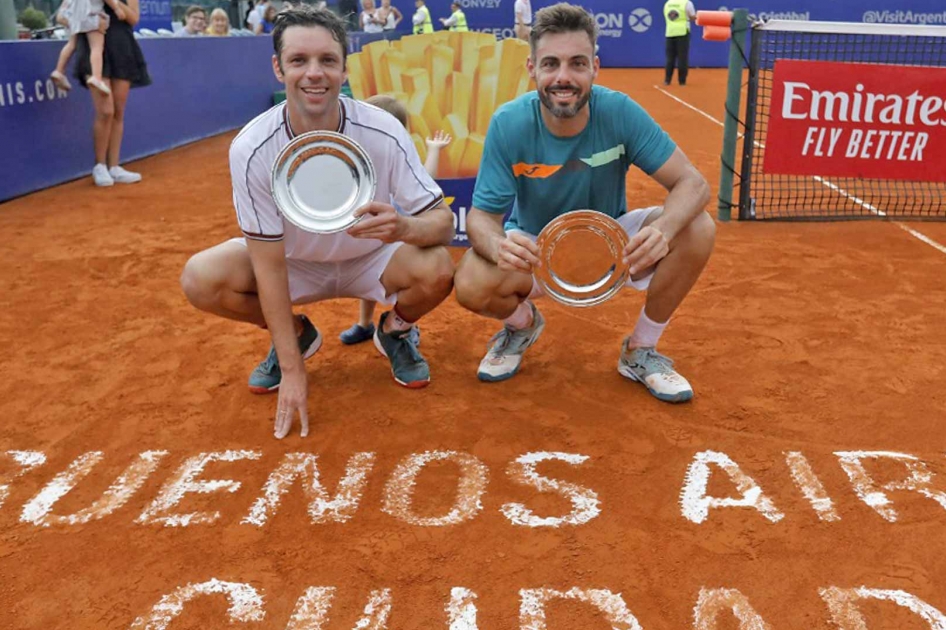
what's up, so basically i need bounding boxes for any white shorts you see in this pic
[509,206,661,300]
[230,238,403,306]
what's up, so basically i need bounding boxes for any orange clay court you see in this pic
[1,69,946,629]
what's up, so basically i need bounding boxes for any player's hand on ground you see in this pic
[497,232,540,273]
[623,225,669,275]
[426,130,452,150]
[273,368,309,439]
[348,202,406,242]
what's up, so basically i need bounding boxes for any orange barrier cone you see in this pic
[696,10,733,27]
[702,24,731,41]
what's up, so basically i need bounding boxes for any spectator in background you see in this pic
[376,0,401,31]
[412,0,432,33]
[50,0,122,95]
[247,0,270,31]
[176,5,207,35]
[206,7,231,35]
[663,0,696,86]
[74,0,150,186]
[513,0,531,40]
[255,3,278,33]
[245,0,257,29]
[439,1,467,31]
[359,0,383,32]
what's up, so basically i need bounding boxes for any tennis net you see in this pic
[739,20,946,220]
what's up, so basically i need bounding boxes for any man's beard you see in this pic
[538,85,590,118]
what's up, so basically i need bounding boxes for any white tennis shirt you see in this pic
[230,98,444,263]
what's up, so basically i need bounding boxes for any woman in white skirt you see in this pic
[49,0,127,94]
[376,0,402,30]
[359,0,384,32]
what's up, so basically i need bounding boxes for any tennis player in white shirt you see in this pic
[180,6,455,440]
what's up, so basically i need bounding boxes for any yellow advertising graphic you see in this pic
[347,32,536,178]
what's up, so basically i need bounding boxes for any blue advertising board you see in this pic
[0,36,281,202]
[136,0,173,32]
[439,177,477,247]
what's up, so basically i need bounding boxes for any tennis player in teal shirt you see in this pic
[454,2,715,403]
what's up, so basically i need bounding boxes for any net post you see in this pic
[717,8,749,222]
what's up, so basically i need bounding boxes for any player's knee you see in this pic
[423,246,455,295]
[677,211,716,257]
[180,255,217,310]
[454,266,493,314]
[454,279,485,313]
[691,211,716,252]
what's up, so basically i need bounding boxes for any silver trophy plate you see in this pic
[271,131,377,234]
[534,210,631,307]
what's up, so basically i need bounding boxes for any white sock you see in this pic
[627,308,668,349]
[503,301,534,330]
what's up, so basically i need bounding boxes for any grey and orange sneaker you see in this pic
[248,314,322,394]
[476,302,545,383]
[617,341,693,403]
[373,311,430,388]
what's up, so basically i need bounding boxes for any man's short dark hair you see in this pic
[184,4,206,18]
[273,5,349,66]
[529,3,598,54]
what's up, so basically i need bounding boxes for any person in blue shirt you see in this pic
[453,2,715,403]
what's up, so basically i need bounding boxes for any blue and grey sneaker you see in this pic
[248,314,322,394]
[373,311,430,388]
[476,302,545,382]
[617,341,693,403]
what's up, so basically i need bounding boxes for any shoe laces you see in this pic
[486,325,531,358]
[389,331,424,366]
[635,347,676,374]
[257,347,279,375]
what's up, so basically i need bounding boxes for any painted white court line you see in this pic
[655,86,726,127]
[653,85,946,256]
[896,224,946,255]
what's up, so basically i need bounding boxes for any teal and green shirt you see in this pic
[472,85,676,234]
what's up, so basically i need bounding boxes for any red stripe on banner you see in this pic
[763,60,946,183]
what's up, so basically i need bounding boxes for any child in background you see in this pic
[339,94,452,346]
[50,0,125,95]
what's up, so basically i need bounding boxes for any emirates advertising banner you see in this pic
[763,60,946,182]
